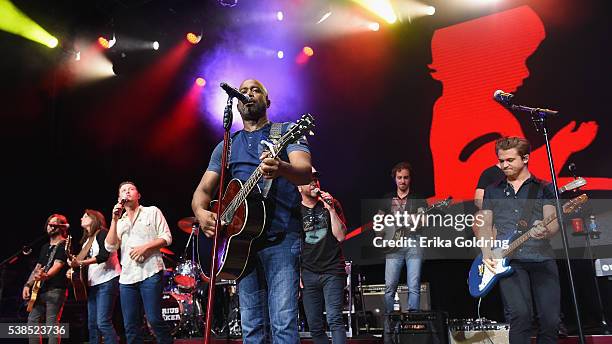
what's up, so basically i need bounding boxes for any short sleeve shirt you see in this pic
[207,122,310,237]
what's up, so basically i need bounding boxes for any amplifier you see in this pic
[387,311,448,344]
[358,282,430,312]
[448,319,510,344]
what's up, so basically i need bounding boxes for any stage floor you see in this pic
[170,334,612,344]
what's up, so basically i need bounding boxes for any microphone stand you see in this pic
[203,96,234,344]
[508,102,585,344]
[570,167,610,334]
[0,234,48,268]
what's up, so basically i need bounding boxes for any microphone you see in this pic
[220,82,251,104]
[493,90,514,104]
[114,198,128,216]
[568,162,577,179]
[313,188,333,205]
[49,223,70,229]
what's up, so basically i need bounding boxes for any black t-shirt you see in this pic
[36,241,68,291]
[477,165,505,190]
[301,199,346,275]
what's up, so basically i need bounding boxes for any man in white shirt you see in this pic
[105,181,173,344]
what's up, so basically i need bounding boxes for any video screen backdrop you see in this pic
[0,0,610,263]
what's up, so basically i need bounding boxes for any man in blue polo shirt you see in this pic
[477,136,560,344]
[192,79,311,343]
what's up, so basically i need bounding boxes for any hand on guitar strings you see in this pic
[196,209,217,238]
[259,151,280,179]
[483,256,498,273]
[529,220,549,240]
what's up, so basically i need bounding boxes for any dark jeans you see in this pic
[499,260,560,344]
[238,231,301,344]
[301,269,347,344]
[119,271,172,344]
[27,288,67,344]
[88,276,119,344]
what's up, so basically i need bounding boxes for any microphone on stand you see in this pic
[493,90,514,104]
[48,223,70,228]
[220,82,251,104]
[568,163,577,180]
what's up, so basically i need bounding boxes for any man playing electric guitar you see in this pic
[22,214,70,344]
[477,136,560,344]
[375,162,427,344]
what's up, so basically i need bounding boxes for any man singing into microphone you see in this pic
[22,214,70,344]
[298,167,347,344]
[192,79,311,343]
[105,181,173,344]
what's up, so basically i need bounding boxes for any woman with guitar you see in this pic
[22,214,70,344]
[68,209,120,344]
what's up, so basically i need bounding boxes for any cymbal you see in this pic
[160,247,175,256]
[178,216,199,233]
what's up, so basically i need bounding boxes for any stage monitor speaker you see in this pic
[448,322,510,344]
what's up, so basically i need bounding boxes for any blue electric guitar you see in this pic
[468,190,587,298]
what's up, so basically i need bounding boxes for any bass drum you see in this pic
[148,292,203,336]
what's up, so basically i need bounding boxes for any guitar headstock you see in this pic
[559,177,586,193]
[280,114,315,147]
[435,196,453,209]
[562,194,588,214]
[65,235,72,254]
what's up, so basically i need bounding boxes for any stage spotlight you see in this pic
[75,51,81,61]
[98,34,116,49]
[186,32,202,45]
[302,46,314,57]
[352,0,397,24]
[276,11,284,21]
[425,6,435,16]
[195,77,206,87]
[368,22,380,31]
[317,11,333,24]
[277,50,284,59]
[153,41,159,50]
[0,0,58,48]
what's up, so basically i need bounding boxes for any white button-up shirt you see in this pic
[86,233,121,287]
[105,205,172,284]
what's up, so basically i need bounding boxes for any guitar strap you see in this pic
[77,231,99,260]
[261,122,283,199]
[44,243,61,272]
[516,181,541,234]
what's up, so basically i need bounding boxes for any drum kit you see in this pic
[155,217,241,338]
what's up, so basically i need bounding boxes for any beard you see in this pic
[238,101,267,121]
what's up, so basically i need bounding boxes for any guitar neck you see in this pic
[222,143,285,220]
[502,213,557,257]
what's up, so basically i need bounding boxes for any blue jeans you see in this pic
[238,232,301,344]
[384,249,423,313]
[119,271,172,344]
[88,276,119,344]
[301,269,347,344]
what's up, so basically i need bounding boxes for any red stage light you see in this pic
[303,46,314,57]
[195,77,206,87]
[98,37,110,49]
[186,32,201,45]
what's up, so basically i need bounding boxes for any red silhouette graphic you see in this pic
[429,5,610,200]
